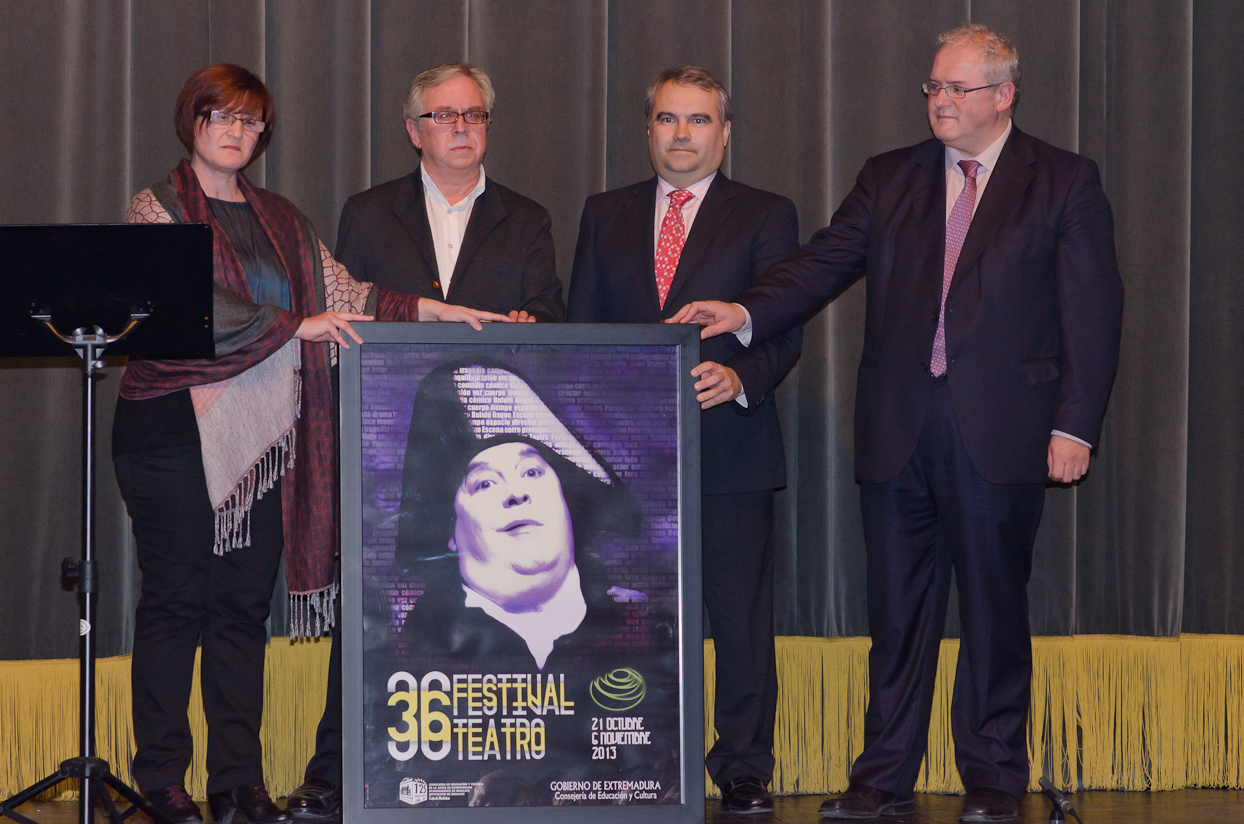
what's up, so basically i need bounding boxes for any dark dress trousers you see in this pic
[567,173,801,787]
[737,127,1124,796]
[335,167,566,322]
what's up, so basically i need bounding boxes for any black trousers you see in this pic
[115,445,285,794]
[849,378,1044,799]
[702,489,779,788]
[304,586,342,785]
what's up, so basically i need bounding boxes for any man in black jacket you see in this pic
[335,63,564,322]
[567,66,801,815]
[671,26,1123,822]
[288,64,565,820]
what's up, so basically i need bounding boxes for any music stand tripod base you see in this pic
[0,318,171,824]
[0,757,171,824]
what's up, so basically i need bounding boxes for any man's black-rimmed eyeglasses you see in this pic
[922,82,1001,99]
[418,110,491,126]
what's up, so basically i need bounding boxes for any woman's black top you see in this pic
[113,197,290,456]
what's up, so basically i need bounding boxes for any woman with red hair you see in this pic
[113,64,507,824]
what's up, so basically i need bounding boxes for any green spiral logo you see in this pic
[589,668,647,712]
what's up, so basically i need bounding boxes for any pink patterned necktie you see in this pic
[930,159,980,377]
[654,189,694,308]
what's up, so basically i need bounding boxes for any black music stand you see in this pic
[0,223,213,824]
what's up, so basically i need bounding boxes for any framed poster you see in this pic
[339,323,704,823]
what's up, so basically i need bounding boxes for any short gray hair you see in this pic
[937,24,1021,115]
[644,66,732,124]
[403,63,495,122]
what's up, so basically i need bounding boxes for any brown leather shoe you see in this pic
[819,783,915,818]
[958,787,1019,822]
[720,776,774,814]
[208,784,292,824]
[144,785,203,824]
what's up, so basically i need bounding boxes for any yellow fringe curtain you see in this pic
[4,635,1244,801]
[0,641,331,802]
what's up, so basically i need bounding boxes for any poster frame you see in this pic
[339,322,704,824]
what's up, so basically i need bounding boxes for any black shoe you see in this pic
[818,783,915,819]
[144,785,203,824]
[958,787,1019,822]
[208,784,293,824]
[720,776,774,814]
[285,778,341,821]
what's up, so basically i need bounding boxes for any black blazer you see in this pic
[567,174,801,495]
[741,126,1124,485]
[335,168,565,321]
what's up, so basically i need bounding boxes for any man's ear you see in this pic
[722,120,732,147]
[406,118,422,149]
[996,83,1016,114]
[447,537,457,554]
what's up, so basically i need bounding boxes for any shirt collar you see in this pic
[655,170,717,204]
[461,564,587,669]
[944,118,1013,176]
[421,164,487,210]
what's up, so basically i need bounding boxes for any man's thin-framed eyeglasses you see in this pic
[922,81,1001,100]
[206,109,266,133]
[418,110,491,126]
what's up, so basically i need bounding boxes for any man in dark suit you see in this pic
[568,66,801,815]
[335,63,564,322]
[286,64,564,820]
[671,26,1123,822]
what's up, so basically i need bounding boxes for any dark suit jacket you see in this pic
[335,168,565,321]
[567,174,801,495]
[740,126,1123,485]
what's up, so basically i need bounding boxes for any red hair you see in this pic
[174,64,275,157]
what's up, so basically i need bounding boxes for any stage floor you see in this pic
[6,789,1243,823]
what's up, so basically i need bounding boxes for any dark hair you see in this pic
[644,65,732,124]
[173,64,275,157]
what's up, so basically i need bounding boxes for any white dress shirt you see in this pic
[654,171,716,252]
[943,118,1011,221]
[462,564,588,670]
[422,165,487,298]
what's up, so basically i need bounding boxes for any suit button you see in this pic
[432,281,440,289]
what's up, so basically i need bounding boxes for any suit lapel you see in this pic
[909,142,943,227]
[666,173,732,309]
[393,170,440,279]
[448,180,504,300]
[901,141,949,310]
[949,127,1036,292]
[627,178,661,313]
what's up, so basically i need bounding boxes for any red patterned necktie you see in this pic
[654,189,694,308]
[931,159,981,377]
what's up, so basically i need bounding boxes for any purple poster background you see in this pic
[360,343,681,625]
[357,342,686,809]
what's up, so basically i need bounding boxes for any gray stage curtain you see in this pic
[1,0,1240,660]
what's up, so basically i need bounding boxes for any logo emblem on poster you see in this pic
[589,668,647,711]
[399,777,428,805]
